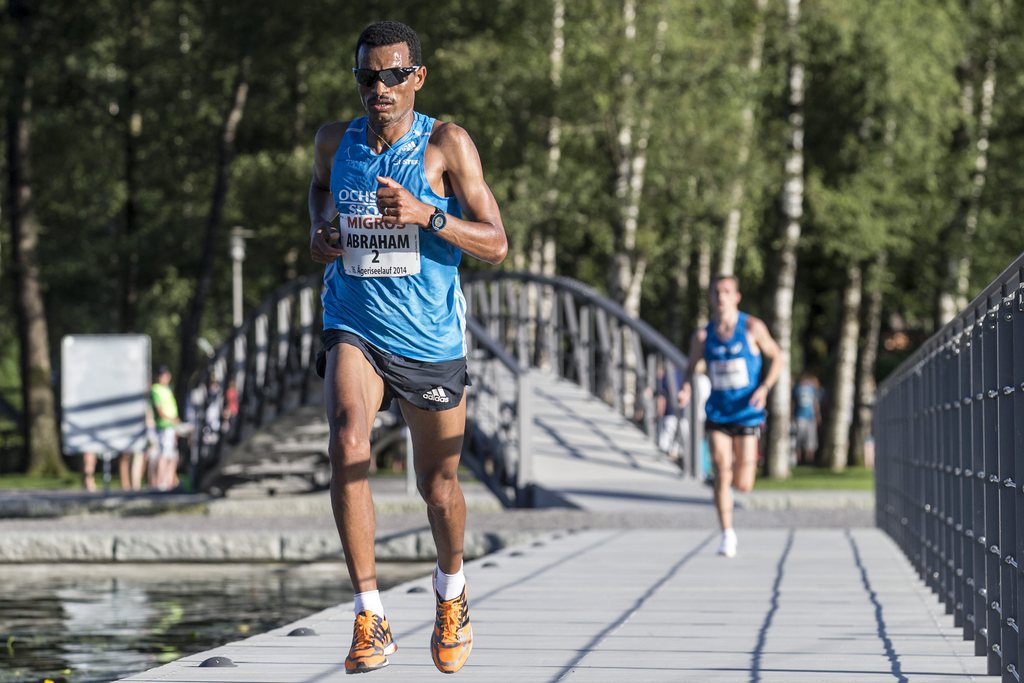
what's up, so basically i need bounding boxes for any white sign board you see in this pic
[61,335,151,455]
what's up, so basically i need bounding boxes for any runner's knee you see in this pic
[329,426,372,471]
[732,478,754,493]
[417,471,461,510]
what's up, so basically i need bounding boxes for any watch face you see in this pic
[431,211,446,231]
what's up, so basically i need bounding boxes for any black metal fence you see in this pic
[875,251,1024,682]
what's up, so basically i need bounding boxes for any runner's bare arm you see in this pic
[309,123,345,264]
[678,328,707,408]
[376,123,507,264]
[748,316,782,409]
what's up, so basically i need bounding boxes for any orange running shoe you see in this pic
[430,575,473,674]
[345,610,397,674]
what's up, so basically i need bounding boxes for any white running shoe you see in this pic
[718,529,737,558]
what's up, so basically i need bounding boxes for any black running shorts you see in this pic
[706,420,762,439]
[317,330,470,412]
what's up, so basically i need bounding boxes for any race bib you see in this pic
[709,358,750,390]
[338,212,420,278]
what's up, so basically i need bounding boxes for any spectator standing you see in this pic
[793,370,822,465]
[150,365,181,491]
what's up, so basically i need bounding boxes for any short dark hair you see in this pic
[711,273,740,291]
[354,21,422,67]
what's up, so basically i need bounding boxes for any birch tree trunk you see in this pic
[696,236,712,330]
[766,0,804,479]
[177,56,251,400]
[938,38,997,325]
[542,0,564,280]
[717,0,767,277]
[952,39,996,311]
[851,252,885,467]
[529,0,564,370]
[608,0,665,417]
[7,0,65,475]
[609,0,665,316]
[823,263,862,472]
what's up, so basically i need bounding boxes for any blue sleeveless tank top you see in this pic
[704,312,764,426]
[322,112,466,362]
[794,382,817,420]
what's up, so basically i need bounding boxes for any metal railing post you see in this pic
[690,376,704,482]
[516,370,534,507]
[960,321,977,642]
[983,296,1002,676]
[972,308,988,660]
[997,279,1018,682]
[1014,274,1024,683]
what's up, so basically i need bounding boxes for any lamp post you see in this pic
[229,226,255,328]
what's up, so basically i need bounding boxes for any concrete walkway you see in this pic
[40,371,973,681]
[117,527,986,682]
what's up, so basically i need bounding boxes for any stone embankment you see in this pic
[0,477,872,563]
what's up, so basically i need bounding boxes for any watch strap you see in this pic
[427,207,447,233]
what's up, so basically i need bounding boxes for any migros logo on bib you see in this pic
[344,214,405,230]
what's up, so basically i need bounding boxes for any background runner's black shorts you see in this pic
[317,330,470,412]
[706,420,762,439]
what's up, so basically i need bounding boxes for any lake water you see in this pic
[0,561,433,683]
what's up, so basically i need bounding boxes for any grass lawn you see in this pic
[755,465,875,491]
[0,473,91,490]
[1,466,872,493]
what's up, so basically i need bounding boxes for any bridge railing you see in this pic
[463,317,533,507]
[462,271,701,479]
[187,275,321,491]
[875,251,1024,682]
[185,273,533,503]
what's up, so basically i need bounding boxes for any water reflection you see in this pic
[0,562,431,683]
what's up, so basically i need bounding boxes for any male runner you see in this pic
[678,275,781,558]
[308,21,507,674]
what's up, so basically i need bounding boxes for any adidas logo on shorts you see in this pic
[422,386,450,403]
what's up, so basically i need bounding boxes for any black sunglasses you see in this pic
[352,66,421,88]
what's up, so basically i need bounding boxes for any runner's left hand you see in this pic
[376,176,431,226]
[749,385,768,410]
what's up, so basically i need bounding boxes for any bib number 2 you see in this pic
[339,218,420,278]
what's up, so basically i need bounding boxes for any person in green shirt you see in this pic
[150,365,181,491]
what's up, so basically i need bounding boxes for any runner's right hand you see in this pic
[677,383,691,408]
[310,222,344,264]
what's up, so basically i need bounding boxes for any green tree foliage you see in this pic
[1,0,1021,473]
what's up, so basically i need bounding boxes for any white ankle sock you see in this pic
[354,590,384,617]
[434,562,465,601]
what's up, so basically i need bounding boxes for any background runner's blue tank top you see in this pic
[323,112,465,362]
[704,312,765,427]
[794,382,818,420]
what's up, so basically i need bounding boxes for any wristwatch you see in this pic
[426,207,447,233]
